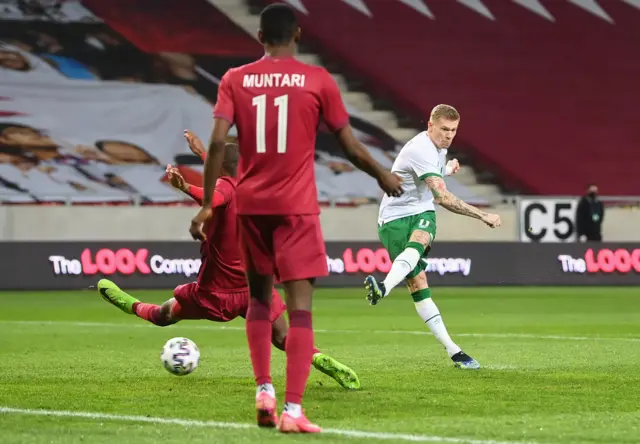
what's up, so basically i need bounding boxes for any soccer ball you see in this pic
[161,337,200,376]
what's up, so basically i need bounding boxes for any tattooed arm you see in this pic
[425,176,501,227]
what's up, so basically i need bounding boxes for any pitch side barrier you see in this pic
[1,242,639,290]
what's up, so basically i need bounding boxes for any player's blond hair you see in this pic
[429,104,460,123]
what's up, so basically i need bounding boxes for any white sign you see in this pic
[518,198,578,243]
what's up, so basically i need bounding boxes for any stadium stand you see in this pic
[0,0,486,206]
[258,0,640,196]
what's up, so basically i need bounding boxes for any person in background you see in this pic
[94,140,159,165]
[576,184,604,242]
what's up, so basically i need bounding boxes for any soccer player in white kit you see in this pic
[365,104,501,369]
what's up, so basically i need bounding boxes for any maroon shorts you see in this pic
[237,214,328,282]
[172,282,286,323]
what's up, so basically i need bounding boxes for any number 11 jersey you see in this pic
[213,55,349,215]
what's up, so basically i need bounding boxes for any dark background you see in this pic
[1,242,639,290]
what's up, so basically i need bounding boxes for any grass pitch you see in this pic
[1,287,639,443]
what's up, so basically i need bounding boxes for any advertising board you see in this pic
[2,242,639,290]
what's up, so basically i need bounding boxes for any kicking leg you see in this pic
[245,270,278,428]
[97,279,177,326]
[366,229,430,305]
[271,312,360,390]
[408,272,479,370]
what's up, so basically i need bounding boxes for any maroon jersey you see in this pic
[196,177,247,291]
[213,55,350,215]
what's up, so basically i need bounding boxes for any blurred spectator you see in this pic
[0,43,65,80]
[0,47,30,70]
[0,123,87,166]
[31,32,98,79]
[94,140,159,165]
[576,184,604,242]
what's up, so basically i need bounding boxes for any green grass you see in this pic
[1,287,639,443]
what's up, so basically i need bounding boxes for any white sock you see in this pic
[256,383,275,399]
[382,247,421,296]
[414,297,461,357]
[284,402,302,418]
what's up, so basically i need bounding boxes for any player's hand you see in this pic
[184,129,206,160]
[446,159,460,175]
[378,172,403,197]
[166,164,188,192]
[481,213,501,228]
[189,207,213,241]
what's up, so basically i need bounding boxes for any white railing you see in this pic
[0,191,497,208]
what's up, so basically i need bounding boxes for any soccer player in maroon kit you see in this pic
[189,3,403,433]
[96,132,360,390]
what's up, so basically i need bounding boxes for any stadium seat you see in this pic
[0,0,483,205]
[261,0,640,196]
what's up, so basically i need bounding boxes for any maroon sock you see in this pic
[282,336,319,355]
[285,310,314,405]
[133,302,172,327]
[246,299,272,385]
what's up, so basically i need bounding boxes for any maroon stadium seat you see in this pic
[262,0,640,195]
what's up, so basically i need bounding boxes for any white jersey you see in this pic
[378,132,446,224]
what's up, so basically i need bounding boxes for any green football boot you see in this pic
[312,352,361,390]
[97,279,138,315]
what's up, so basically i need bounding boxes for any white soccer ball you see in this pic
[161,337,200,376]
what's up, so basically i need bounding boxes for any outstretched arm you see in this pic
[201,118,230,207]
[425,175,485,219]
[183,183,202,205]
[182,185,227,208]
[425,176,500,227]
[184,130,207,161]
[190,71,234,241]
[166,164,227,207]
